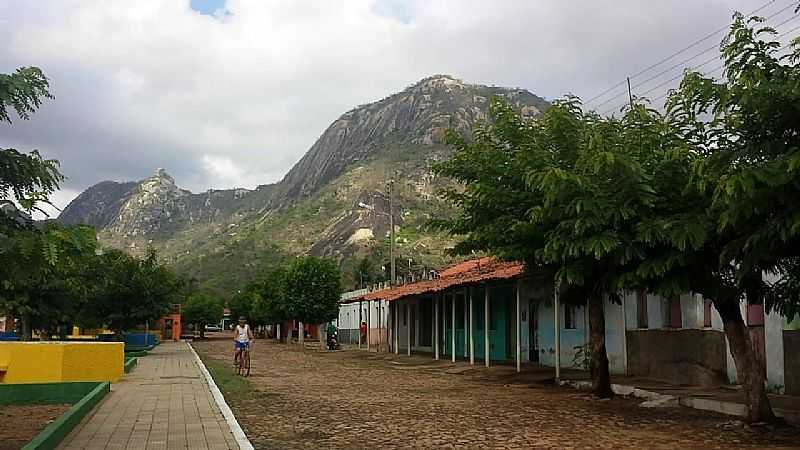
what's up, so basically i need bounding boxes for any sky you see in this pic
[1,0,796,217]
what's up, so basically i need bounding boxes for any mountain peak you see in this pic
[277,75,549,201]
[150,168,175,183]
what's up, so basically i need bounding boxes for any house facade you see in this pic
[338,257,800,395]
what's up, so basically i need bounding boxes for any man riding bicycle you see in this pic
[233,316,254,367]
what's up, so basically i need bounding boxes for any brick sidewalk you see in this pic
[58,342,240,450]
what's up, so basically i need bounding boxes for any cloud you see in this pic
[0,0,782,216]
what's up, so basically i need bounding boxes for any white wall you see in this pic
[765,308,786,393]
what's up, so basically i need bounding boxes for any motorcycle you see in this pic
[326,331,340,350]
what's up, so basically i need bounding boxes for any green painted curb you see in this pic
[0,382,100,406]
[124,357,137,373]
[22,382,110,450]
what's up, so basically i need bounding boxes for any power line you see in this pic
[592,2,800,112]
[584,0,782,106]
[634,30,800,113]
[592,2,800,110]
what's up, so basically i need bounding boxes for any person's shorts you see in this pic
[234,341,250,350]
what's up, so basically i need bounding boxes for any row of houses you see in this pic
[337,257,800,395]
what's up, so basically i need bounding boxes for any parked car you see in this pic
[204,324,222,332]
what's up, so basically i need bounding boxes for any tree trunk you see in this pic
[588,297,614,398]
[714,299,776,423]
[199,323,205,339]
[20,314,32,341]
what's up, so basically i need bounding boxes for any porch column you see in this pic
[367,300,371,352]
[298,321,304,346]
[276,322,281,341]
[469,287,475,365]
[451,291,456,362]
[434,296,440,360]
[484,283,490,368]
[464,289,468,358]
[358,301,362,350]
[394,301,399,354]
[406,302,411,356]
[377,300,382,352]
[516,280,521,373]
[554,284,561,381]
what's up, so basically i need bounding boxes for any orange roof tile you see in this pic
[343,257,524,303]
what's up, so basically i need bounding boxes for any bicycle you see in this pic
[234,344,251,377]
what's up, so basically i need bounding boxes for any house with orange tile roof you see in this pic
[336,257,799,395]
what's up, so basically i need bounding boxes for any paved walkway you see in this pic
[59,342,240,450]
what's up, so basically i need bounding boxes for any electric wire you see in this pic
[584,0,786,107]
[591,3,800,112]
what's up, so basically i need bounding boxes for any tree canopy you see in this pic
[182,292,224,337]
[283,256,342,325]
[433,12,799,421]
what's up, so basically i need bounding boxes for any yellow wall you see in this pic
[0,342,124,384]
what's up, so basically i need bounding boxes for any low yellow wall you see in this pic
[0,342,124,384]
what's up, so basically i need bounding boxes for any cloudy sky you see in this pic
[1,0,796,217]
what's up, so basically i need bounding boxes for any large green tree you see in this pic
[182,292,224,338]
[0,66,103,339]
[0,221,98,339]
[658,13,800,422]
[82,248,181,335]
[435,97,693,397]
[283,256,341,333]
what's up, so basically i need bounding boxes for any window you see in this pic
[636,289,648,329]
[703,299,713,328]
[564,305,577,329]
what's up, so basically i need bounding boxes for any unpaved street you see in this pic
[193,338,797,449]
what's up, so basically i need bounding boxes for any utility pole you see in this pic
[627,77,634,110]
[388,179,396,286]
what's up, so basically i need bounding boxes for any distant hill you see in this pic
[60,75,549,295]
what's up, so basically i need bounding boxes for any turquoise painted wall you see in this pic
[439,285,517,362]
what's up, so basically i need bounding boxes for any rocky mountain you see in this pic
[275,75,547,204]
[60,75,548,295]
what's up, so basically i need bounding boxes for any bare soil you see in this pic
[0,404,70,450]
[193,338,799,449]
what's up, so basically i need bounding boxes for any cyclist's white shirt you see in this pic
[235,324,251,343]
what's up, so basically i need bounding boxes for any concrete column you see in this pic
[554,285,560,380]
[276,323,281,341]
[394,301,399,355]
[377,300,382,352]
[464,290,468,358]
[358,301,362,350]
[406,302,411,356]
[485,284,490,367]
[435,296,440,360]
[469,287,475,365]
[298,321,304,346]
[367,300,371,352]
[516,280,521,373]
[451,291,456,362]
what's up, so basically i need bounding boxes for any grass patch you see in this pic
[196,351,251,403]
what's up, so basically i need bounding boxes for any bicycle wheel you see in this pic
[243,351,250,377]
